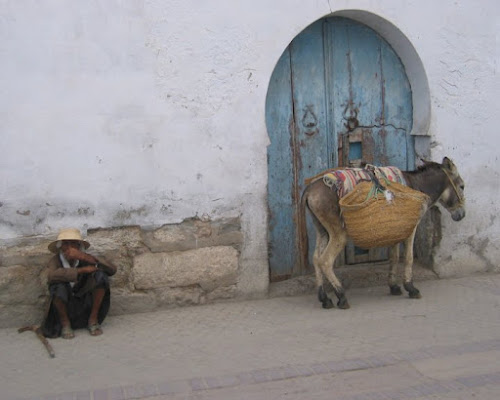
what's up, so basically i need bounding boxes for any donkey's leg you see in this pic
[388,244,402,295]
[304,180,347,308]
[318,232,349,309]
[402,228,422,299]
[314,230,334,309]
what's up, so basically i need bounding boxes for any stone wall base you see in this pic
[0,217,243,328]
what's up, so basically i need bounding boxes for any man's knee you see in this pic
[49,282,71,303]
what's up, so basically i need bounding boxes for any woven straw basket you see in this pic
[339,181,429,249]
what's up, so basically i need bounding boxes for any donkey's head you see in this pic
[437,157,465,221]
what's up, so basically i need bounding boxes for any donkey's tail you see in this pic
[18,325,55,358]
[299,184,310,270]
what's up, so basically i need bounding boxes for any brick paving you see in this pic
[20,339,500,400]
[2,273,500,400]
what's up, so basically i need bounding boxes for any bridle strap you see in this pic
[442,168,465,210]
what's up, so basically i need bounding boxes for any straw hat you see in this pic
[48,228,90,253]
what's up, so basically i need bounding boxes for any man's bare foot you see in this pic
[88,323,103,336]
[61,326,75,339]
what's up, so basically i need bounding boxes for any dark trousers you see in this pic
[42,271,111,338]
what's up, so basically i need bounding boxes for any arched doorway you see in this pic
[266,16,415,282]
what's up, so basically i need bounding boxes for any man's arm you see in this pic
[93,256,117,276]
[46,256,78,284]
[64,247,117,276]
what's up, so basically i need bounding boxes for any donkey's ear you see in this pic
[442,157,457,173]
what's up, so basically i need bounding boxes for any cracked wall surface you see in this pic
[0,0,499,306]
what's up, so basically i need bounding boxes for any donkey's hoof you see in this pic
[337,299,350,309]
[408,291,422,299]
[322,299,335,309]
[404,282,422,299]
[390,285,403,296]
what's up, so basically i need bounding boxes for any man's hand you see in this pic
[63,247,98,264]
[77,266,99,275]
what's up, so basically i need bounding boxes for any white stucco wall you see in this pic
[1,0,498,289]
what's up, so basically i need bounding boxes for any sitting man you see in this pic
[41,228,117,339]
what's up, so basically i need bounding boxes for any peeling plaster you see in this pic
[16,210,31,216]
[466,236,495,272]
[114,206,148,222]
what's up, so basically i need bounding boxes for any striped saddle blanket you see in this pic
[312,166,406,198]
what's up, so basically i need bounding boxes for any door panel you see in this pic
[267,17,413,280]
[289,21,331,276]
[290,20,329,200]
[329,18,384,127]
[266,49,296,281]
[380,41,414,169]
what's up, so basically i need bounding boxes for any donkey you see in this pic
[300,157,465,309]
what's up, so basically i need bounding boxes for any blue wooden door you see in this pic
[266,17,414,281]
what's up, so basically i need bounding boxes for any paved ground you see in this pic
[2,273,500,400]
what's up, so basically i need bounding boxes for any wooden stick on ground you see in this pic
[18,325,55,358]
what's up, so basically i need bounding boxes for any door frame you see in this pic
[265,11,433,281]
